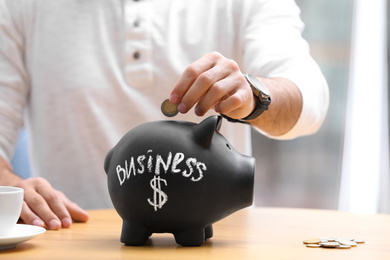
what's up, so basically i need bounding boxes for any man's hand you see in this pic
[0,157,89,230]
[16,177,89,229]
[170,51,303,137]
[169,52,255,120]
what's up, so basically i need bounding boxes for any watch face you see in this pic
[246,74,270,98]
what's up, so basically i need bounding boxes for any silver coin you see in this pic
[306,244,321,248]
[320,242,340,248]
[354,239,365,244]
[319,237,337,242]
[338,240,357,247]
[161,99,178,117]
[336,238,355,242]
[336,245,352,249]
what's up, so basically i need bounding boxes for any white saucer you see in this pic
[0,224,46,250]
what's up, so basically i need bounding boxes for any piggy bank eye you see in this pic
[226,143,232,150]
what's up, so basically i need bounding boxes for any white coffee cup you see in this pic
[0,186,24,237]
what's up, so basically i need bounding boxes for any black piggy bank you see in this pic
[104,115,255,246]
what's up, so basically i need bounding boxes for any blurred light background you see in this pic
[11,0,389,214]
[253,0,390,214]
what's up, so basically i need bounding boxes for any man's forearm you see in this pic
[0,156,23,186]
[249,77,303,136]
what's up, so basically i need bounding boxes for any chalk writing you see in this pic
[116,149,207,211]
[147,175,168,211]
[116,150,207,186]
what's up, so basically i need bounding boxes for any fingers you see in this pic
[170,53,217,109]
[198,75,248,116]
[17,177,88,230]
[18,178,64,229]
[58,191,89,223]
[170,52,253,119]
[20,201,45,227]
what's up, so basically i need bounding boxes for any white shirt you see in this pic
[0,0,329,209]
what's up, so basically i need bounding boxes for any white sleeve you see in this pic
[242,0,329,139]
[0,0,29,162]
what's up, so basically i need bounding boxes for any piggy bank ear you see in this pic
[193,115,222,148]
[104,148,114,174]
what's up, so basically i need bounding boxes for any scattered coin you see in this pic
[304,237,365,249]
[306,244,321,248]
[338,240,357,247]
[336,245,352,249]
[161,99,178,117]
[337,238,355,242]
[320,242,340,248]
[303,238,321,244]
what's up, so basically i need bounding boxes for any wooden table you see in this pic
[1,207,389,260]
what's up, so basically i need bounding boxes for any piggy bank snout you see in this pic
[240,156,256,207]
[227,155,255,209]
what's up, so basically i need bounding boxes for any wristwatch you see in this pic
[241,74,271,120]
[221,74,271,124]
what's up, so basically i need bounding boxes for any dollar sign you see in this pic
[147,175,168,211]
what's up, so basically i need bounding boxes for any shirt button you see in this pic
[133,51,141,60]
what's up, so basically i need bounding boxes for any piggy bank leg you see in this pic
[205,224,213,240]
[120,220,152,246]
[174,228,206,246]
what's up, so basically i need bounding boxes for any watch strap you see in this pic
[221,74,271,124]
[241,95,269,120]
[220,114,251,125]
[221,96,269,124]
